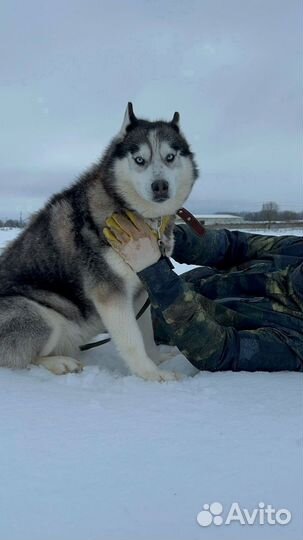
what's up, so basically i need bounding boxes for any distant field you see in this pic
[0,228,22,251]
[0,225,302,256]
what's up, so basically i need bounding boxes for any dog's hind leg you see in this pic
[92,295,180,382]
[0,296,51,369]
[30,304,84,374]
[0,297,83,375]
[33,356,83,375]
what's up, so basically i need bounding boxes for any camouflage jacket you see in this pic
[137,226,303,372]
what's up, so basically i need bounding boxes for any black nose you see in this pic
[151,180,169,201]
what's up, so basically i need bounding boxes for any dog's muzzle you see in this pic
[152,180,169,202]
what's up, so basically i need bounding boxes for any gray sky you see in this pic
[0,0,302,218]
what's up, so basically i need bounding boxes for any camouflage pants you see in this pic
[145,227,303,372]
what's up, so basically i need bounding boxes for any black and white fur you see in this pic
[0,104,198,380]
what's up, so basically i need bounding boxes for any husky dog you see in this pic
[0,104,198,381]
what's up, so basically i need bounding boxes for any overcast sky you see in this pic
[0,0,301,218]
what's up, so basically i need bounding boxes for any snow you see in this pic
[0,228,23,250]
[0,227,302,540]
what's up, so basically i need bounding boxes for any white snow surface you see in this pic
[0,227,302,540]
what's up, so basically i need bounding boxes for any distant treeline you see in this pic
[217,202,303,223]
[243,211,303,222]
[0,218,25,228]
[1,202,302,228]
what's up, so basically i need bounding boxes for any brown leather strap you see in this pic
[177,208,206,236]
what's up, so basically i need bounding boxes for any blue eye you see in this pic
[134,156,145,166]
[166,153,175,163]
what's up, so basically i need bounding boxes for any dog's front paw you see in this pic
[138,368,183,382]
[157,370,184,382]
[34,356,83,375]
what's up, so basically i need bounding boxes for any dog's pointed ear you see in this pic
[119,102,137,136]
[171,111,180,131]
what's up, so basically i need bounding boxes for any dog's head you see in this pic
[109,103,198,218]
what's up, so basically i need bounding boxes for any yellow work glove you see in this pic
[103,210,161,273]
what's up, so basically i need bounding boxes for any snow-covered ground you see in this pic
[0,227,302,540]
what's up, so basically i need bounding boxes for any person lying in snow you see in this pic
[104,213,303,372]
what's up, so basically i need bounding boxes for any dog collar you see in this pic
[177,208,206,236]
[155,209,205,256]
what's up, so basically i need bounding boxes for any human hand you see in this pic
[103,210,161,273]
